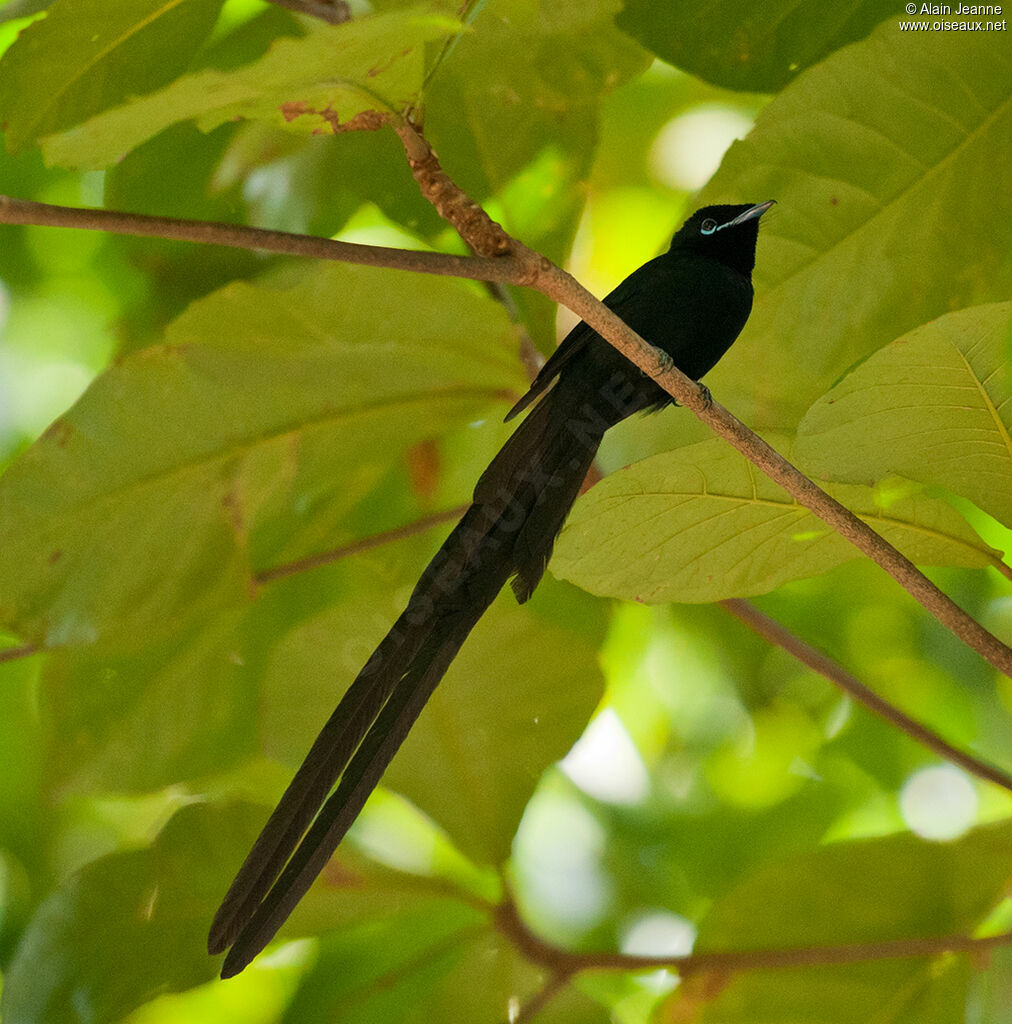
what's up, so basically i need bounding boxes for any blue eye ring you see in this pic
[700,218,719,235]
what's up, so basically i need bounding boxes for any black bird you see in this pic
[209,200,774,976]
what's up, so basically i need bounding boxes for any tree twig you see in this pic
[720,598,1012,792]
[263,0,351,23]
[508,970,572,1024]
[254,505,467,584]
[2,184,1010,678]
[0,641,39,664]
[493,894,1012,977]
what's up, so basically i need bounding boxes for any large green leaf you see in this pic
[0,0,225,153]
[796,303,1012,528]
[1,802,264,1024]
[670,820,1012,1022]
[425,0,647,198]
[0,263,522,648]
[40,5,458,168]
[551,438,1001,604]
[616,0,903,92]
[697,22,1012,428]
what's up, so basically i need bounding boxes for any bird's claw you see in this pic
[653,348,675,375]
[697,383,712,409]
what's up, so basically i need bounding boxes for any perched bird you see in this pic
[209,200,775,977]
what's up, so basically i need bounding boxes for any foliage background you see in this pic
[0,1,1011,1021]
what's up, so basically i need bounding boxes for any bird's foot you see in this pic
[696,382,713,409]
[653,348,675,375]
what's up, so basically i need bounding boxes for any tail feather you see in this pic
[211,382,609,974]
[219,610,482,978]
[207,623,425,953]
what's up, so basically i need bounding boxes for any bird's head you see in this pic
[671,201,775,275]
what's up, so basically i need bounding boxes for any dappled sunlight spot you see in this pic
[257,937,315,971]
[0,351,93,437]
[513,788,612,935]
[349,789,499,901]
[900,765,978,840]
[351,789,442,876]
[128,939,309,1024]
[620,910,696,957]
[561,708,650,805]
[649,105,754,190]
[565,187,681,311]
[705,705,822,809]
[332,201,436,250]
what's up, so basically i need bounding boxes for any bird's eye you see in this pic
[700,218,718,235]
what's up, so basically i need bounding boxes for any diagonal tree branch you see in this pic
[719,598,1012,791]
[2,185,1010,678]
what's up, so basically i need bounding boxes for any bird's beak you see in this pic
[726,200,776,227]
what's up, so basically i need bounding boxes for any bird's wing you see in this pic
[503,263,656,422]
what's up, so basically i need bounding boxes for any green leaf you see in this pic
[701,819,1012,949]
[425,0,649,198]
[551,438,1001,604]
[0,263,522,647]
[689,960,971,1024]
[40,5,458,168]
[616,0,904,92]
[43,607,254,793]
[796,303,1012,529]
[1,802,264,1024]
[675,820,1012,1022]
[0,0,226,153]
[697,22,1012,427]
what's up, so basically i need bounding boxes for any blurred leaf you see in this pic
[683,959,971,1024]
[669,820,1012,1022]
[425,0,648,199]
[796,303,1012,529]
[1,802,263,1024]
[0,0,225,153]
[700,819,1012,950]
[552,438,1000,604]
[698,23,1012,427]
[0,263,521,648]
[40,5,458,168]
[617,0,903,92]
[0,0,56,26]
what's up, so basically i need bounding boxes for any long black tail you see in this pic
[209,384,607,976]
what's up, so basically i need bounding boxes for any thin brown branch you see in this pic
[720,598,1012,792]
[254,505,468,584]
[3,186,1011,678]
[494,895,1012,977]
[0,196,523,286]
[508,970,572,1024]
[393,122,513,258]
[263,0,351,23]
[0,641,38,664]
